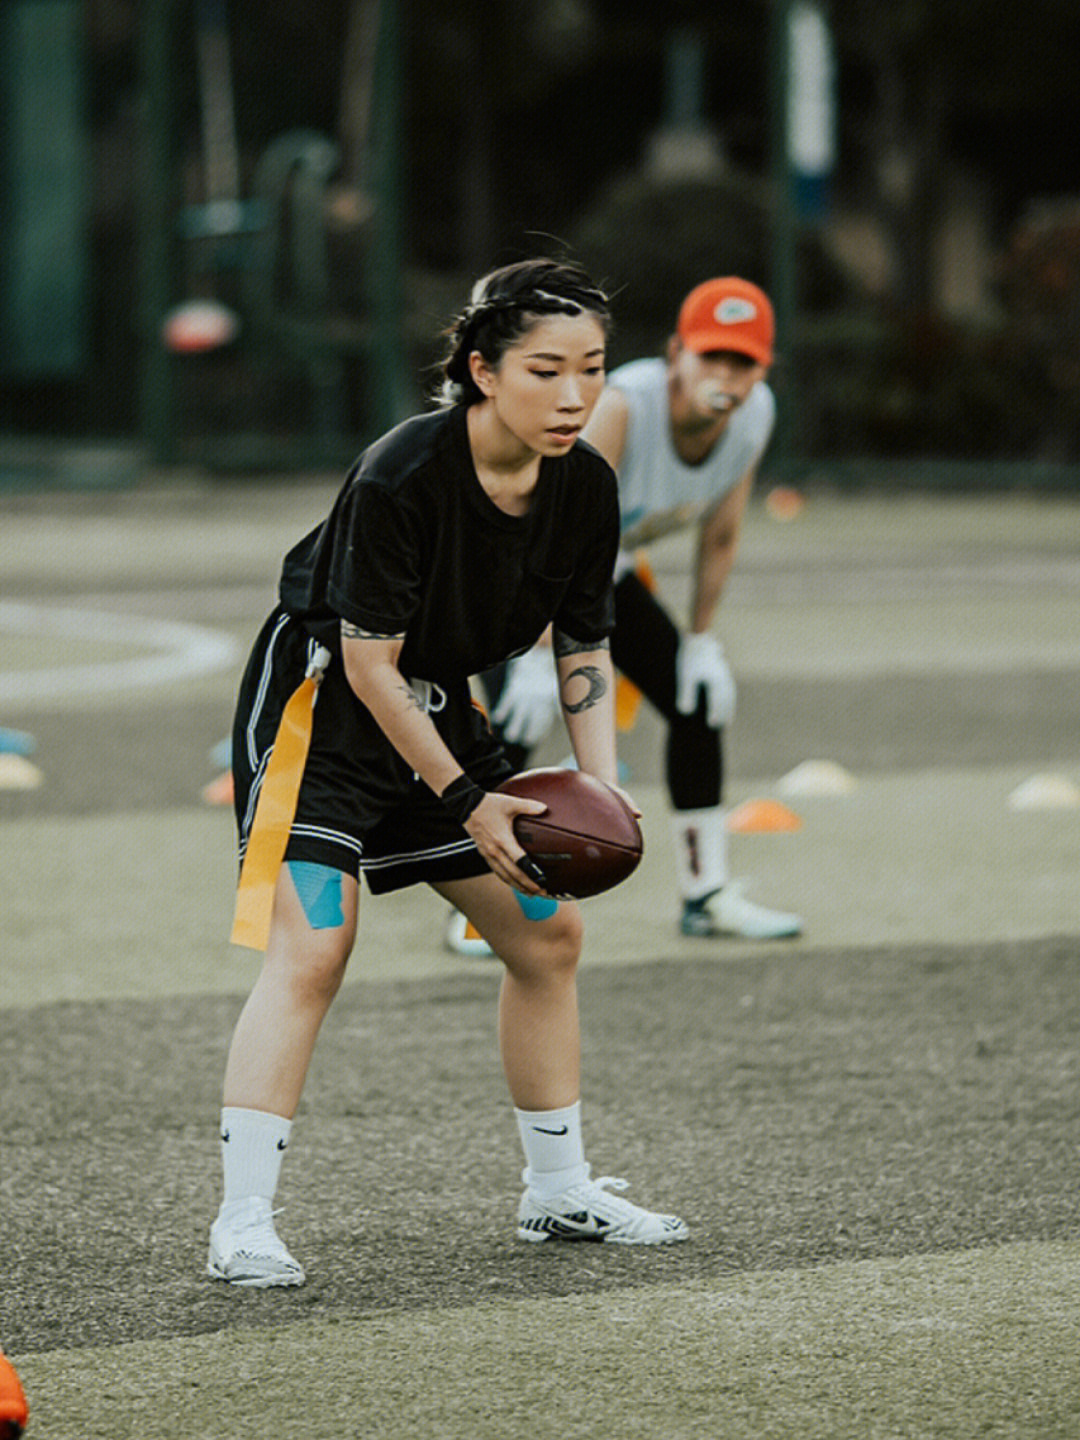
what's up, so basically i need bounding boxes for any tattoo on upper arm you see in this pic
[553,630,610,658]
[562,665,608,714]
[341,620,405,641]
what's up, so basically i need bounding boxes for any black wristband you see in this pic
[440,774,486,826]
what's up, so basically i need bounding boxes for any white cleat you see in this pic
[207,1197,305,1288]
[518,1173,688,1245]
[681,882,803,940]
[445,908,494,958]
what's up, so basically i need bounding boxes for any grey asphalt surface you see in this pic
[2,934,1078,1353]
[1,477,1078,1357]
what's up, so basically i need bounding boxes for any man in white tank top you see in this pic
[453,279,802,952]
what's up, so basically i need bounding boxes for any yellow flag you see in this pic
[230,647,330,951]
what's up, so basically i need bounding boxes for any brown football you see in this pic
[495,768,643,899]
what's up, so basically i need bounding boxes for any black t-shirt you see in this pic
[279,404,620,683]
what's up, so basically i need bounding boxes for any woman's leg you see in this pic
[209,863,358,1287]
[223,863,359,1116]
[434,874,582,1110]
[433,874,688,1244]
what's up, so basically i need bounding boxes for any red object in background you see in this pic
[162,298,240,353]
[0,1351,28,1440]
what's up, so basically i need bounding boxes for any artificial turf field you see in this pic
[2,477,1079,1437]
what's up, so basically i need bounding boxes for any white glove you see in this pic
[675,631,736,728]
[491,647,560,747]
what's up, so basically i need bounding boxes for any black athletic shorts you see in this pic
[232,612,514,894]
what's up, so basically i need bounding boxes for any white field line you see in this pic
[0,600,240,704]
[736,639,1080,680]
[681,556,1080,603]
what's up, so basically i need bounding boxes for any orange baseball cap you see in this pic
[676,278,774,365]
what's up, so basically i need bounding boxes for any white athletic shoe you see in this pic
[681,882,803,940]
[517,1173,689,1245]
[445,908,494,958]
[207,1197,305,1288]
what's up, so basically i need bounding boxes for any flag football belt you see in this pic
[230,657,451,950]
[231,644,332,951]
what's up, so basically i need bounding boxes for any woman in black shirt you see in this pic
[209,259,688,1288]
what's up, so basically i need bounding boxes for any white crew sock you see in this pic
[515,1101,589,1199]
[219,1106,293,1207]
[670,806,729,902]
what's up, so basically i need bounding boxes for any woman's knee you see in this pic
[263,865,357,1003]
[502,901,583,981]
[549,900,584,960]
[265,919,354,1007]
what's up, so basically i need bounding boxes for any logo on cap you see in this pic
[715,298,758,325]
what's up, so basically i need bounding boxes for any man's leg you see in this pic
[611,573,802,940]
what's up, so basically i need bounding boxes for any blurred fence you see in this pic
[1,4,1078,493]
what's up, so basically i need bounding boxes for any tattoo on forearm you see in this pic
[392,680,426,712]
[562,665,608,713]
[341,620,405,641]
[553,630,610,658]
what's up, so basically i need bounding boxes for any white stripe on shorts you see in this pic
[359,836,479,873]
[245,611,292,771]
[238,822,365,865]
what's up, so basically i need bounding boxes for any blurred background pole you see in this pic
[769,0,836,477]
[769,0,797,475]
[369,0,408,432]
[136,0,177,464]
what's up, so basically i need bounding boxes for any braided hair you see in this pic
[438,258,612,406]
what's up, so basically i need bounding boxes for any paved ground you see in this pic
[1,477,1079,1437]
[2,479,1077,954]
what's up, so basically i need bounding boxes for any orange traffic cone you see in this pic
[615,675,643,731]
[764,485,806,520]
[0,1350,28,1440]
[201,770,235,806]
[726,798,804,833]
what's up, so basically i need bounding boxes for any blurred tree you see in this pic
[998,200,1080,461]
[830,0,1080,306]
[11,0,1080,459]
[569,170,858,362]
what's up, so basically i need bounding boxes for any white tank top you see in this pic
[608,357,775,553]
